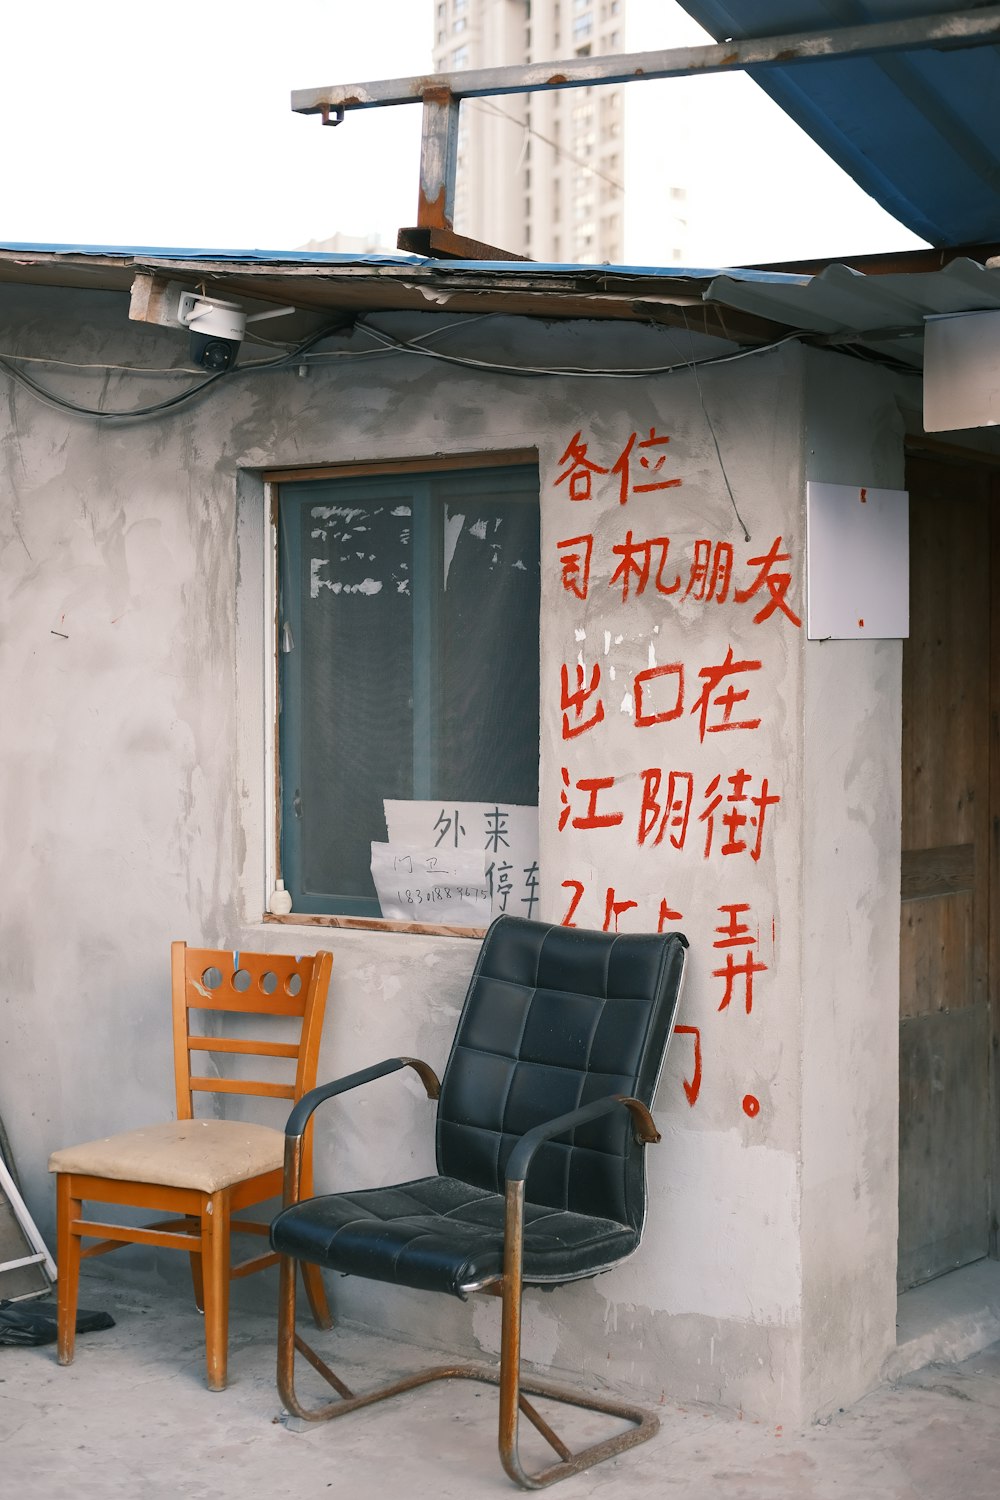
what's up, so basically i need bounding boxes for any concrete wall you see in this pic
[799,352,904,1417]
[0,283,903,1421]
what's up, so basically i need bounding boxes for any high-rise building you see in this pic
[431,0,691,266]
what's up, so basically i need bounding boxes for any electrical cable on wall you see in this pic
[671,313,751,542]
[0,310,917,422]
[0,318,353,421]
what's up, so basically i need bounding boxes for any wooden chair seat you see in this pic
[49,1119,285,1194]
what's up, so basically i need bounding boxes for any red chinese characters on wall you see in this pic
[610,532,680,599]
[556,533,594,599]
[559,764,780,862]
[555,428,681,505]
[558,648,764,742]
[553,425,784,1125]
[557,882,771,1115]
[638,767,779,862]
[734,536,801,627]
[712,903,768,1014]
[556,529,802,627]
[558,769,624,832]
[560,660,605,739]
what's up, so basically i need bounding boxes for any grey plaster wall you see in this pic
[0,284,905,1422]
[799,351,905,1417]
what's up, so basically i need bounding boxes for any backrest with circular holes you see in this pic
[171,944,331,1118]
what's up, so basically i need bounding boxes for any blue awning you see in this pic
[675,2,1000,247]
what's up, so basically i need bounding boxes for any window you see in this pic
[275,462,540,918]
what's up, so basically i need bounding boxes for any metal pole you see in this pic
[292,7,1000,114]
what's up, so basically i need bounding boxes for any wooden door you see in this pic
[899,452,998,1290]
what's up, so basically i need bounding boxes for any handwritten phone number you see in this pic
[394,885,491,906]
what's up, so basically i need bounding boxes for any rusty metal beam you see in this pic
[416,87,460,230]
[292,7,1000,115]
[396,225,529,261]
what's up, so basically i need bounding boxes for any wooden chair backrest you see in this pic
[170,943,333,1121]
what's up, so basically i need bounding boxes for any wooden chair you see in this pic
[270,915,687,1489]
[49,943,333,1391]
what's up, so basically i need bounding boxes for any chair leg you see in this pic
[200,1190,231,1392]
[187,1218,205,1312]
[497,1204,533,1489]
[278,1197,657,1494]
[300,1261,333,1330]
[55,1174,82,1367]
[495,1179,660,1489]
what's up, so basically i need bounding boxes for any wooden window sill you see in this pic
[262,912,485,940]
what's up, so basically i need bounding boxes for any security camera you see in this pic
[177,292,246,372]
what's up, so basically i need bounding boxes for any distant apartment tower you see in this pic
[431,0,691,266]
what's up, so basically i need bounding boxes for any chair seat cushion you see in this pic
[269,1175,638,1298]
[48,1119,285,1193]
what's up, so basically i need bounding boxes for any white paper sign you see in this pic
[384,800,540,920]
[370,843,492,926]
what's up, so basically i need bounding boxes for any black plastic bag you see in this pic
[0,1298,114,1347]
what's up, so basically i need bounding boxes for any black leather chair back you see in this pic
[435,916,687,1231]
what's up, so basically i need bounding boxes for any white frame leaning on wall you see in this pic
[260,449,540,940]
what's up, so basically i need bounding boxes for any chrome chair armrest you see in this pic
[282,1056,440,1207]
[504,1094,659,1187]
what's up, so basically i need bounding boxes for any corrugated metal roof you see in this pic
[706,256,1000,365]
[676,1,1000,246]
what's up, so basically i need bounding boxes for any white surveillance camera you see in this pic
[177,291,246,372]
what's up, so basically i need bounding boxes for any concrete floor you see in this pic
[3,1268,1000,1500]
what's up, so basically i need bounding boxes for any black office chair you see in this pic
[270,914,687,1490]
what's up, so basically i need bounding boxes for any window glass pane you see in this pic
[278,464,539,917]
[434,473,540,803]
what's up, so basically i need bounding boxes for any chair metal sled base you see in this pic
[277,1258,659,1491]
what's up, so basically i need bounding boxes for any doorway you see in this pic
[899,448,1000,1290]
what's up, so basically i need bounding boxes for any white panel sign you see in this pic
[924,310,1000,433]
[383,800,540,921]
[370,844,492,926]
[806,481,909,640]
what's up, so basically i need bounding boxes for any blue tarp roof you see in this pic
[676,1,1000,247]
[0,242,422,266]
[0,241,806,283]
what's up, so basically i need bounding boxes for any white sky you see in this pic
[0,1,926,266]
